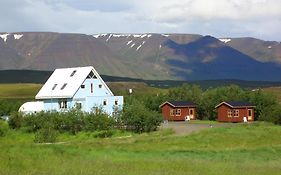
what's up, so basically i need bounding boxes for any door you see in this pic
[248,109,253,120]
[189,108,195,119]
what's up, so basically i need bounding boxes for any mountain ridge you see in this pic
[0,32,281,81]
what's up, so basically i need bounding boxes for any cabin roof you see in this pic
[215,101,255,108]
[35,66,113,99]
[159,101,196,108]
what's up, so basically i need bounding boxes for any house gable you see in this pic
[35,66,113,99]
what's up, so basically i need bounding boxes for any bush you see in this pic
[8,112,24,129]
[85,112,115,132]
[0,120,9,137]
[34,123,58,143]
[122,100,162,133]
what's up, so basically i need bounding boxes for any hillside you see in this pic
[0,32,281,81]
[1,70,281,89]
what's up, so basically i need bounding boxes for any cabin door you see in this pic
[248,109,253,120]
[189,109,194,119]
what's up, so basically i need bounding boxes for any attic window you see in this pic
[52,84,58,90]
[81,84,85,89]
[99,84,102,88]
[87,71,97,79]
[70,70,77,77]
[61,83,67,90]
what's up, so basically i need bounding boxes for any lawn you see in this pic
[0,122,281,175]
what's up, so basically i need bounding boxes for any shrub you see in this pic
[8,112,24,129]
[122,100,162,133]
[0,120,9,137]
[34,123,58,143]
[85,112,115,131]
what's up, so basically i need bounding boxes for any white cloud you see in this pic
[0,0,280,40]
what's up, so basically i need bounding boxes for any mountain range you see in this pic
[0,32,280,81]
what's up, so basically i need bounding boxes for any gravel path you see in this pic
[160,121,236,136]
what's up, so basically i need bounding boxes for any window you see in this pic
[227,110,233,117]
[75,102,82,109]
[103,99,107,106]
[70,70,77,77]
[175,109,181,116]
[91,83,93,93]
[189,109,193,115]
[81,84,85,89]
[115,99,118,105]
[52,84,57,90]
[59,99,67,109]
[99,84,102,88]
[170,109,174,116]
[87,71,97,79]
[233,110,239,117]
[61,83,67,90]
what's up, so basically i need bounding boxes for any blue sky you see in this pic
[0,0,280,41]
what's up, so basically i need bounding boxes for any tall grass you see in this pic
[1,122,281,175]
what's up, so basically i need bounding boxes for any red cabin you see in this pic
[159,101,197,121]
[215,101,255,122]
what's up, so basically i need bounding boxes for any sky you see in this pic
[0,0,280,41]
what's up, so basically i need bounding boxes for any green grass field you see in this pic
[1,122,281,175]
[0,83,42,99]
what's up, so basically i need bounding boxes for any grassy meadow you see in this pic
[1,122,281,175]
[1,83,281,174]
[0,83,42,99]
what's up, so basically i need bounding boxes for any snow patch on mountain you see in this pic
[14,34,23,40]
[0,33,10,42]
[219,38,231,43]
[161,34,170,37]
[106,34,113,42]
[127,40,133,45]
[93,33,153,39]
[136,41,146,51]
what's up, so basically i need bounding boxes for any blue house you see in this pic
[19,66,123,115]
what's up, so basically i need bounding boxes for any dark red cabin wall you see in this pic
[217,104,255,122]
[161,104,196,121]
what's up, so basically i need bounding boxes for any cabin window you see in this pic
[248,109,252,116]
[81,84,85,89]
[233,110,239,117]
[70,70,77,77]
[115,99,118,105]
[103,99,107,106]
[189,109,193,115]
[175,109,181,116]
[99,84,102,88]
[52,84,58,90]
[61,83,67,90]
[91,83,93,93]
[59,100,67,109]
[170,109,174,116]
[227,110,233,117]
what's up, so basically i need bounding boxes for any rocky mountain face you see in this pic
[0,32,281,81]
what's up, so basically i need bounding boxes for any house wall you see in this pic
[161,104,196,121]
[73,78,112,98]
[42,78,123,115]
[217,104,255,122]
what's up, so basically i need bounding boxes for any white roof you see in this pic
[35,66,113,99]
